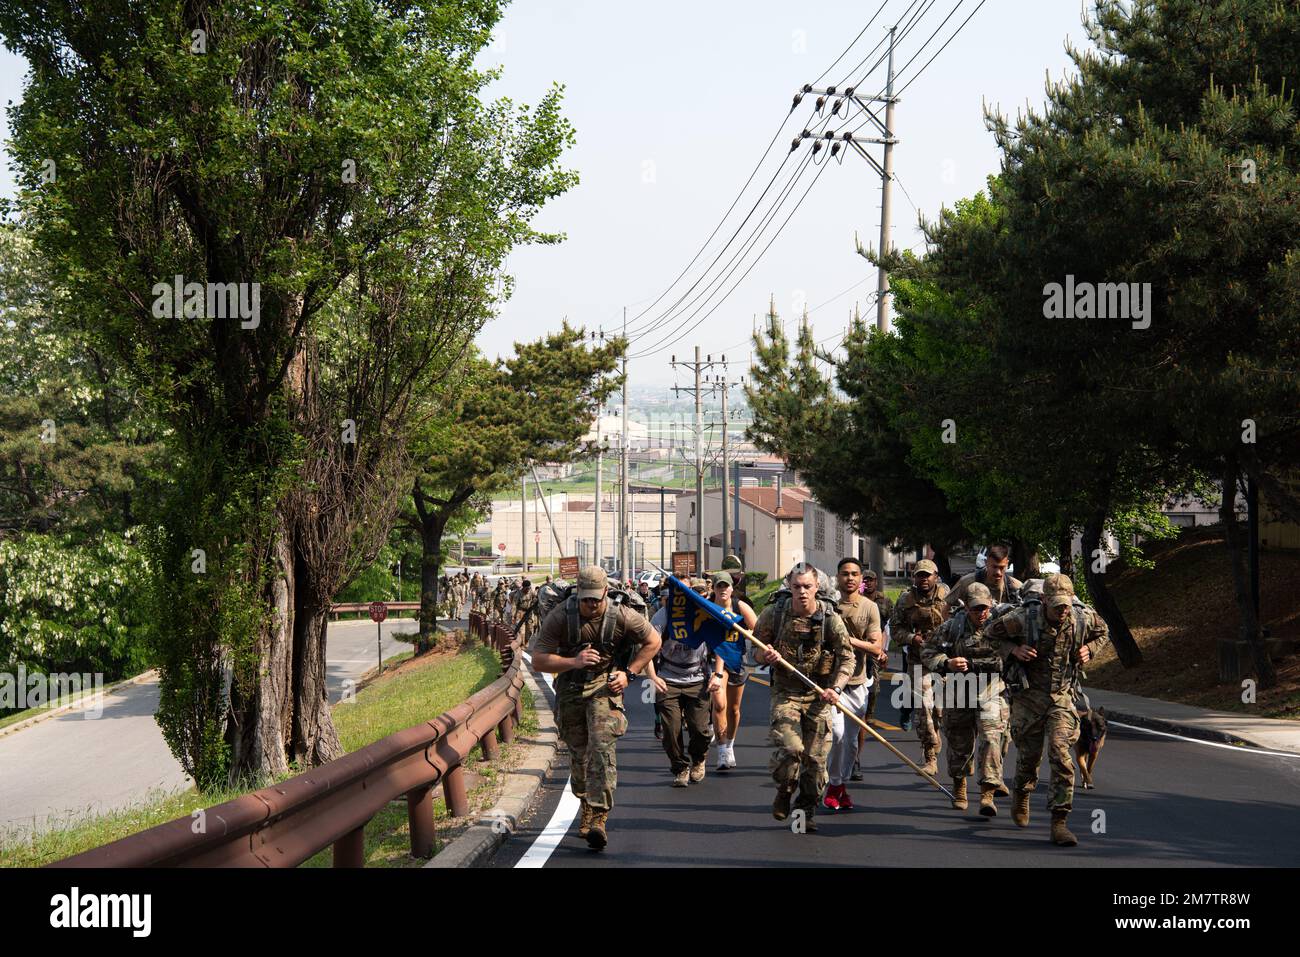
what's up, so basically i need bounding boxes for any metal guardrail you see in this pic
[50,612,524,868]
[328,601,421,619]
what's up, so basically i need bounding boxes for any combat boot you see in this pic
[921,746,939,777]
[1050,810,1078,847]
[804,809,818,833]
[951,777,968,810]
[772,786,795,821]
[578,801,594,837]
[994,781,1011,797]
[586,809,609,850]
[1012,789,1031,827]
[979,785,998,817]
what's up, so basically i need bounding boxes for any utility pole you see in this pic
[875,24,897,336]
[671,346,722,573]
[593,329,604,572]
[520,474,527,575]
[710,366,744,564]
[620,306,630,580]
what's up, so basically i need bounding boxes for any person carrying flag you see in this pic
[754,562,856,832]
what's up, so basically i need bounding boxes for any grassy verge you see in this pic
[0,671,150,733]
[0,639,515,867]
[1084,527,1300,720]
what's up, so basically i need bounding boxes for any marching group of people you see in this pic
[492,542,1111,853]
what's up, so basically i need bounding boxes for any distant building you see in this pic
[675,485,809,581]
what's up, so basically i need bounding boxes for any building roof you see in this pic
[681,485,809,521]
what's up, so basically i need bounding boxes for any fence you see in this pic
[50,612,523,868]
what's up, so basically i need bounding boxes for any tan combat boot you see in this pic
[578,801,594,837]
[1012,789,1031,827]
[994,781,1011,797]
[979,784,998,817]
[586,809,609,850]
[921,746,939,777]
[772,786,795,821]
[951,777,968,810]
[1050,810,1078,847]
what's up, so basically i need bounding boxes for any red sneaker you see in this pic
[838,786,854,811]
[822,784,841,811]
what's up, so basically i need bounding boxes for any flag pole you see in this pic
[648,562,952,801]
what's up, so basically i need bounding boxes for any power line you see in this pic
[894,0,991,96]
[630,157,833,360]
[813,0,897,87]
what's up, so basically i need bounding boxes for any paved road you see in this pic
[0,614,442,841]
[492,653,1300,867]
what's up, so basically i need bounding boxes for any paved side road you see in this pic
[491,658,1300,868]
[0,615,436,841]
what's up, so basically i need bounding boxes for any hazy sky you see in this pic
[0,1,1092,386]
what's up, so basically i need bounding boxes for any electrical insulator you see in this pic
[791,92,804,111]
[826,85,837,96]
[790,137,801,153]
[812,141,823,155]
[815,95,826,111]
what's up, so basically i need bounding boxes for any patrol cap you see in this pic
[688,577,711,595]
[964,582,994,609]
[721,554,744,571]
[914,559,938,575]
[1042,573,1075,608]
[577,565,608,600]
[708,569,736,586]
[863,569,878,580]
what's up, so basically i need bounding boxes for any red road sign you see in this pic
[368,601,388,623]
[497,542,507,553]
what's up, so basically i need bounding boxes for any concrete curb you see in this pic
[0,668,160,740]
[1080,686,1300,754]
[425,664,559,868]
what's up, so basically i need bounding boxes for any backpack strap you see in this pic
[566,594,580,651]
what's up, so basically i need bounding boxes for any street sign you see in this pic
[496,542,507,554]
[534,531,540,545]
[671,550,696,577]
[559,556,580,579]
[368,601,388,623]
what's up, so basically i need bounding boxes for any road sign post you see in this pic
[369,601,388,674]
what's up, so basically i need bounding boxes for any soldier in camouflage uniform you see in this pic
[987,573,1109,846]
[489,579,509,622]
[513,578,540,644]
[921,583,1007,816]
[754,563,856,833]
[889,559,950,775]
[532,566,660,850]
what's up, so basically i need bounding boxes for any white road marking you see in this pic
[514,651,579,868]
[1109,720,1300,759]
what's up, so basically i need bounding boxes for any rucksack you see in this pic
[999,594,1089,692]
[539,580,647,661]
[769,584,842,660]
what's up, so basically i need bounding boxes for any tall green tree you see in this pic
[1,0,577,785]
[405,325,622,649]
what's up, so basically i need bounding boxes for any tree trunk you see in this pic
[419,511,447,653]
[1221,457,1277,688]
[1082,512,1142,667]
[225,521,295,785]
[1057,530,1074,578]
[290,557,343,767]
[1010,538,1040,581]
[931,545,953,586]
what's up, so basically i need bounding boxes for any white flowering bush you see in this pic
[0,529,153,677]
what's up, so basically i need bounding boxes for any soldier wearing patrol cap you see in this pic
[889,559,950,775]
[987,573,1109,846]
[921,582,1007,816]
[531,566,662,850]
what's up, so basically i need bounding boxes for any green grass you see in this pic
[0,671,147,732]
[0,642,506,868]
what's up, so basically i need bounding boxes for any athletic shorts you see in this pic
[727,668,747,688]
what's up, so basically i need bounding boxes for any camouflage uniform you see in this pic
[754,600,856,814]
[987,576,1109,814]
[489,583,509,622]
[889,577,950,759]
[922,605,1007,787]
[533,601,654,812]
[515,587,540,643]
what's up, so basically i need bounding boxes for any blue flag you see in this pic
[662,575,746,674]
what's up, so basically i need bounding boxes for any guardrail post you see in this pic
[407,785,435,858]
[442,763,470,818]
[479,727,500,761]
[333,825,365,867]
[498,713,515,744]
